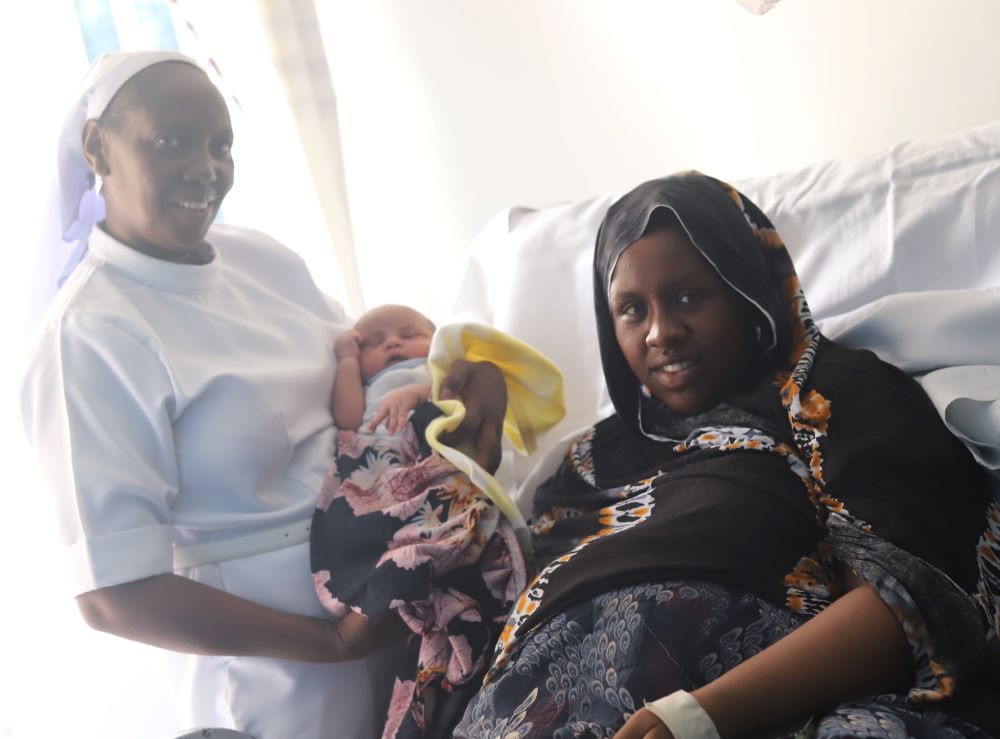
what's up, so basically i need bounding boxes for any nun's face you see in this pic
[608,228,754,416]
[96,63,234,258]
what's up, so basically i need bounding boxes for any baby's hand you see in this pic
[334,330,363,360]
[366,383,431,435]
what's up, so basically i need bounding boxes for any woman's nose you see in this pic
[646,311,687,348]
[182,146,219,183]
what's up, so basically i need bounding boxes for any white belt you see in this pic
[172,517,313,570]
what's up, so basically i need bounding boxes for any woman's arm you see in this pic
[75,361,506,660]
[614,577,912,739]
[76,573,407,662]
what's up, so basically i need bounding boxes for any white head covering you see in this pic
[27,50,202,336]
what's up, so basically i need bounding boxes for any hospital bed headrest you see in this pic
[451,121,1000,502]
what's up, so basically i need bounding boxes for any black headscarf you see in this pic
[593,172,793,440]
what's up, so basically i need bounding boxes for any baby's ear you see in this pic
[81,120,110,177]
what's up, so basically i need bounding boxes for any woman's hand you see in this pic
[438,359,507,473]
[329,610,411,661]
[614,709,675,739]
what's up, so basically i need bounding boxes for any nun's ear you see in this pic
[81,120,110,177]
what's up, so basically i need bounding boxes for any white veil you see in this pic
[26,49,201,338]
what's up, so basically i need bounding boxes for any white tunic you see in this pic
[20,223,386,738]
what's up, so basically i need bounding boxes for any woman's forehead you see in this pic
[108,62,228,129]
[609,230,707,290]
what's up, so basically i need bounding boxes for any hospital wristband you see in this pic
[645,690,721,739]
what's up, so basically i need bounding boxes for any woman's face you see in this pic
[93,63,234,257]
[608,228,755,416]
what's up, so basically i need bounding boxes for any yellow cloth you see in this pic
[426,323,565,530]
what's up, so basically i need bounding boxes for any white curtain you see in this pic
[171,0,358,313]
[256,0,365,315]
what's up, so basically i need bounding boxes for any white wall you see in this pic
[316,0,1000,318]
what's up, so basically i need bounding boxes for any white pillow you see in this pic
[737,121,1000,322]
[450,195,619,503]
[451,120,1000,500]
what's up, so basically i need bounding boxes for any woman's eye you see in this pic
[153,135,181,150]
[677,292,704,306]
[214,141,233,157]
[619,303,644,319]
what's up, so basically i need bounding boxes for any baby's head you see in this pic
[355,304,435,382]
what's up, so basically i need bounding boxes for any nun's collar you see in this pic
[88,225,220,292]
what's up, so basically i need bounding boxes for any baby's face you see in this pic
[355,305,434,381]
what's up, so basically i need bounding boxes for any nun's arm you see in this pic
[614,576,911,739]
[70,361,507,661]
[75,573,408,661]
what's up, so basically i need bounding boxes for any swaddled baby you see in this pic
[313,304,528,738]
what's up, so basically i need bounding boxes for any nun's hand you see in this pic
[438,359,507,474]
[613,709,674,739]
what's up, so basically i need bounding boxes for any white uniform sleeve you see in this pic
[320,290,352,327]
[20,312,179,595]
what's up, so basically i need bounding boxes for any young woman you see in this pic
[456,172,999,739]
[21,50,506,737]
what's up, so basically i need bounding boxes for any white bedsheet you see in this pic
[818,288,1000,473]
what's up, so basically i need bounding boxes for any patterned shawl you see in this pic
[488,172,999,704]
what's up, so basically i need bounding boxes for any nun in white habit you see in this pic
[19,50,507,738]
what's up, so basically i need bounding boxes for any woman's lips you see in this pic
[651,358,699,389]
[174,199,216,215]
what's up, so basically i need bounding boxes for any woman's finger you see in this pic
[612,709,673,739]
[439,359,473,401]
[474,418,502,473]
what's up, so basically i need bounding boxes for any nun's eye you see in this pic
[153,135,181,150]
